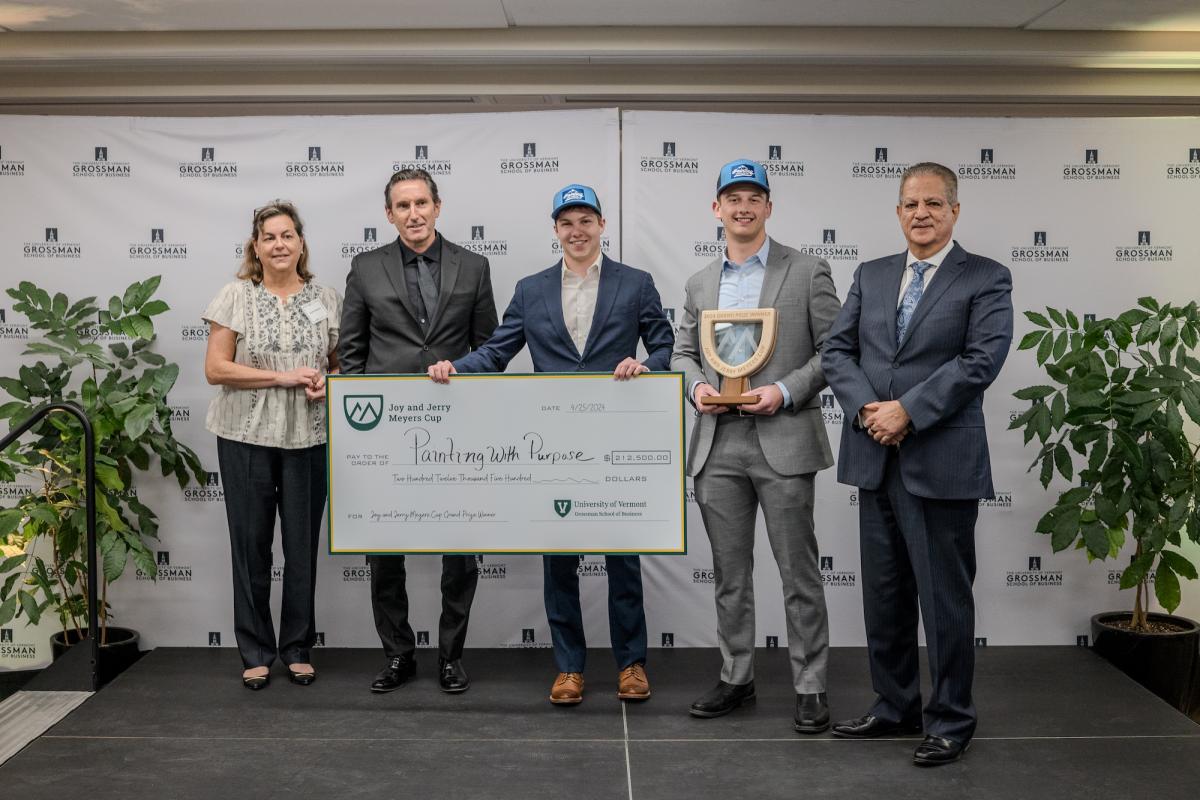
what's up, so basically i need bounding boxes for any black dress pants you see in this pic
[368,554,478,661]
[217,437,327,669]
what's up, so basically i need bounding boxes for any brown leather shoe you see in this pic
[617,663,651,700]
[550,672,584,705]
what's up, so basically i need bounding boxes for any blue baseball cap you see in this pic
[552,184,603,220]
[716,159,770,195]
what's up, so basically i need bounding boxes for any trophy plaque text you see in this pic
[699,308,778,406]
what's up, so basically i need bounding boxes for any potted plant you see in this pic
[1010,298,1200,713]
[0,277,205,684]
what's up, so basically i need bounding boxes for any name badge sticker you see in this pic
[301,299,328,324]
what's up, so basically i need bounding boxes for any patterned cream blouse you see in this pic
[203,279,341,449]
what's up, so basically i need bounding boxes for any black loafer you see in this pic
[793,692,830,734]
[689,680,756,718]
[438,658,470,693]
[370,655,416,693]
[913,735,968,766]
[831,713,923,739]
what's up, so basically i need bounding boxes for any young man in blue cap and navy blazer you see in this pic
[671,159,841,732]
[429,183,675,705]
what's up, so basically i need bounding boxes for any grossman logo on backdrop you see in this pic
[957,148,1016,180]
[798,228,859,261]
[341,227,379,259]
[979,491,1013,509]
[342,563,372,582]
[129,228,188,260]
[184,471,225,502]
[73,146,131,178]
[0,628,38,660]
[476,555,507,580]
[692,566,715,584]
[507,627,551,649]
[286,146,345,177]
[764,144,805,177]
[500,142,559,175]
[1010,231,1070,263]
[640,141,699,174]
[577,555,608,577]
[460,225,508,257]
[693,226,726,259]
[820,393,844,425]
[1166,147,1200,179]
[0,145,25,176]
[24,227,81,259]
[851,147,909,179]
[394,144,452,175]
[819,556,857,587]
[0,308,30,340]
[1063,148,1120,180]
[1115,230,1173,263]
[136,550,193,582]
[1007,555,1063,587]
[179,146,238,178]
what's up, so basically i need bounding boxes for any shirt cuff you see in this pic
[775,381,792,408]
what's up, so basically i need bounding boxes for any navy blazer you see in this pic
[453,256,675,374]
[821,242,1013,500]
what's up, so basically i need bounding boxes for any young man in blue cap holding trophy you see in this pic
[671,159,841,731]
[429,183,674,705]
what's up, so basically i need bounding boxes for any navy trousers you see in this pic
[543,555,647,673]
[858,448,979,744]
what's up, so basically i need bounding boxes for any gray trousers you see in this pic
[694,416,828,693]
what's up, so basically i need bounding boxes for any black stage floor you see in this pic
[3,646,1199,799]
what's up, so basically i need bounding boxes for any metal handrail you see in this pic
[0,401,98,691]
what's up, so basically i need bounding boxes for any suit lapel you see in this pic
[582,257,622,359]
[758,237,790,307]
[541,262,579,356]
[428,238,460,332]
[898,243,966,352]
[380,241,420,324]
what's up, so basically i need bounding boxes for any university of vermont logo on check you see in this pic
[554,499,573,518]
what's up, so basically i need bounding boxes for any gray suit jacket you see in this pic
[670,238,841,477]
[338,236,498,374]
[821,242,1013,499]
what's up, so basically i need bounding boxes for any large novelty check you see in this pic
[327,373,686,554]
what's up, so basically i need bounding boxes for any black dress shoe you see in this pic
[438,658,470,693]
[831,713,923,739]
[370,655,416,693]
[689,680,756,718]
[287,666,316,686]
[913,735,968,766]
[242,673,269,691]
[793,692,830,734]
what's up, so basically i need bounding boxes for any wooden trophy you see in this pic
[698,308,778,406]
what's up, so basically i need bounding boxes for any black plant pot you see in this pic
[1090,612,1200,715]
[50,626,142,687]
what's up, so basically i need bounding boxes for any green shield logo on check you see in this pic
[343,394,384,431]
[554,499,572,518]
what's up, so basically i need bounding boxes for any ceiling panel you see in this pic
[1027,0,1200,31]
[0,0,510,31]
[502,0,1061,29]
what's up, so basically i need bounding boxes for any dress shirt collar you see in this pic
[905,238,955,269]
[562,254,603,282]
[722,237,770,272]
[398,233,441,267]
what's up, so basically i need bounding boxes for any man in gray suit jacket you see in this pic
[822,162,1013,766]
[339,168,498,695]
[671,159,841,732]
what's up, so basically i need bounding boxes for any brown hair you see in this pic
[237,200,312,283]
[383,168,440,208]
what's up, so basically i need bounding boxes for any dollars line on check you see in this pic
[405,427,595,471]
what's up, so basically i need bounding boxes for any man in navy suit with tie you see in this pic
[822,162,1013,765]
[429,184,674,705]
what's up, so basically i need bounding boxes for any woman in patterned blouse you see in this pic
[203,201,342,690]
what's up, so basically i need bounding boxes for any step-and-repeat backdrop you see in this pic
[1,109,1195,669]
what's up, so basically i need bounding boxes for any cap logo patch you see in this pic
[730,164,755,179]
[562,188,585,202]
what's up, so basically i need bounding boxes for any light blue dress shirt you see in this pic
[713,238,792,407]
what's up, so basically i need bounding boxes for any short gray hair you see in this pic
[899,162,958,206]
